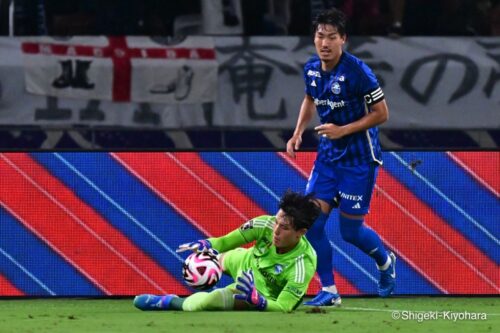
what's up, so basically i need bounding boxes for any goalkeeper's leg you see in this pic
[181,287,235,311]
[134,287,236,311]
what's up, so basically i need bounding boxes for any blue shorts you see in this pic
[305,160,378,215]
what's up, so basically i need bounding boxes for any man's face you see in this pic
[273,209,305,252]
[314,24,346,63]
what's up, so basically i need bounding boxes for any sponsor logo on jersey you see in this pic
[339,191,363,201]
[274,264,284,274]
[337,75,345,82]
[307,70,321,78]
[313,98,345,111]
[311,80,316,87]
[352,202,361,209]
[259,268,278,285]
[284,285,303,298]
[331,81,341,94]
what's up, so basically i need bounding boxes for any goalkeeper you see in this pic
[134,190,320,312]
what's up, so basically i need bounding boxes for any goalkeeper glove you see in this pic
[176,239,216,253]
[234,270,267,310]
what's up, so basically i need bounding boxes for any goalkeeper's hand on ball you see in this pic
[234,270,267,310]
[176,239,217,254]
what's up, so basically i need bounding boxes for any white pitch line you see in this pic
[335,306,500,316]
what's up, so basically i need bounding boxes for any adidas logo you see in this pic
[352,202,361,209]
[311,81,316,87]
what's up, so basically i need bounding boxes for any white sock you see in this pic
[377,255,392,271]
[322,285,338,294]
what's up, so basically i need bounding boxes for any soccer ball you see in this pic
[182,251,222,290]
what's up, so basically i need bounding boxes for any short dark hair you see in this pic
[312,8,347,37]
[279,190,320,231]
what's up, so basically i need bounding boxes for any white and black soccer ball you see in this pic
[182,251,222,290]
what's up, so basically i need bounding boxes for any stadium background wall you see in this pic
[0,151,498,297]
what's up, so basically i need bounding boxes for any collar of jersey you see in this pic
[318,51,345,76]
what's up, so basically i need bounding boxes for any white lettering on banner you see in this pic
[67,46,77,56]
[190,50,200,59]
[40,44,51,54]
[93,48,103,57]
[114,48,126,58]
[166,50,177,59]
[314,98,345,111]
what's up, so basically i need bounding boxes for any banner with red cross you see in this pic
[22,36,218,104]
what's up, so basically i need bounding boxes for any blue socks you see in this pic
[339,214,388,266]
[306,211,390,289]
[306,212,335,287]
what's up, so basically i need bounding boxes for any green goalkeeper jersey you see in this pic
[208,215,317,312]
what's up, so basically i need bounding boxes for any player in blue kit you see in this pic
[286,8,396,306]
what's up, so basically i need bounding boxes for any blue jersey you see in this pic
[303,52,384,166]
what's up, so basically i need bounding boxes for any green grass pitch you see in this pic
[0,297,498,333]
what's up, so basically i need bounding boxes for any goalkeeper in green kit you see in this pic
[134,190,320,312]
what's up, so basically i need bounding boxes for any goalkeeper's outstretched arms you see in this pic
[177,217,266,254]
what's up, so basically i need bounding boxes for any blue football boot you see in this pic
[133,294,177,311]
[303,290,342,306]
[378,252,396,297]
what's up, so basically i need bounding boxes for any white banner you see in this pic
[212,36,500,129]
[22,36,218,104]
[0,37,498,129]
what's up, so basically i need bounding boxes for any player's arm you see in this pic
[316,98,389,140]
[206,229,249,253]
[208,216,271,252]
[177,217,266,254]
[286,94,316,158]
